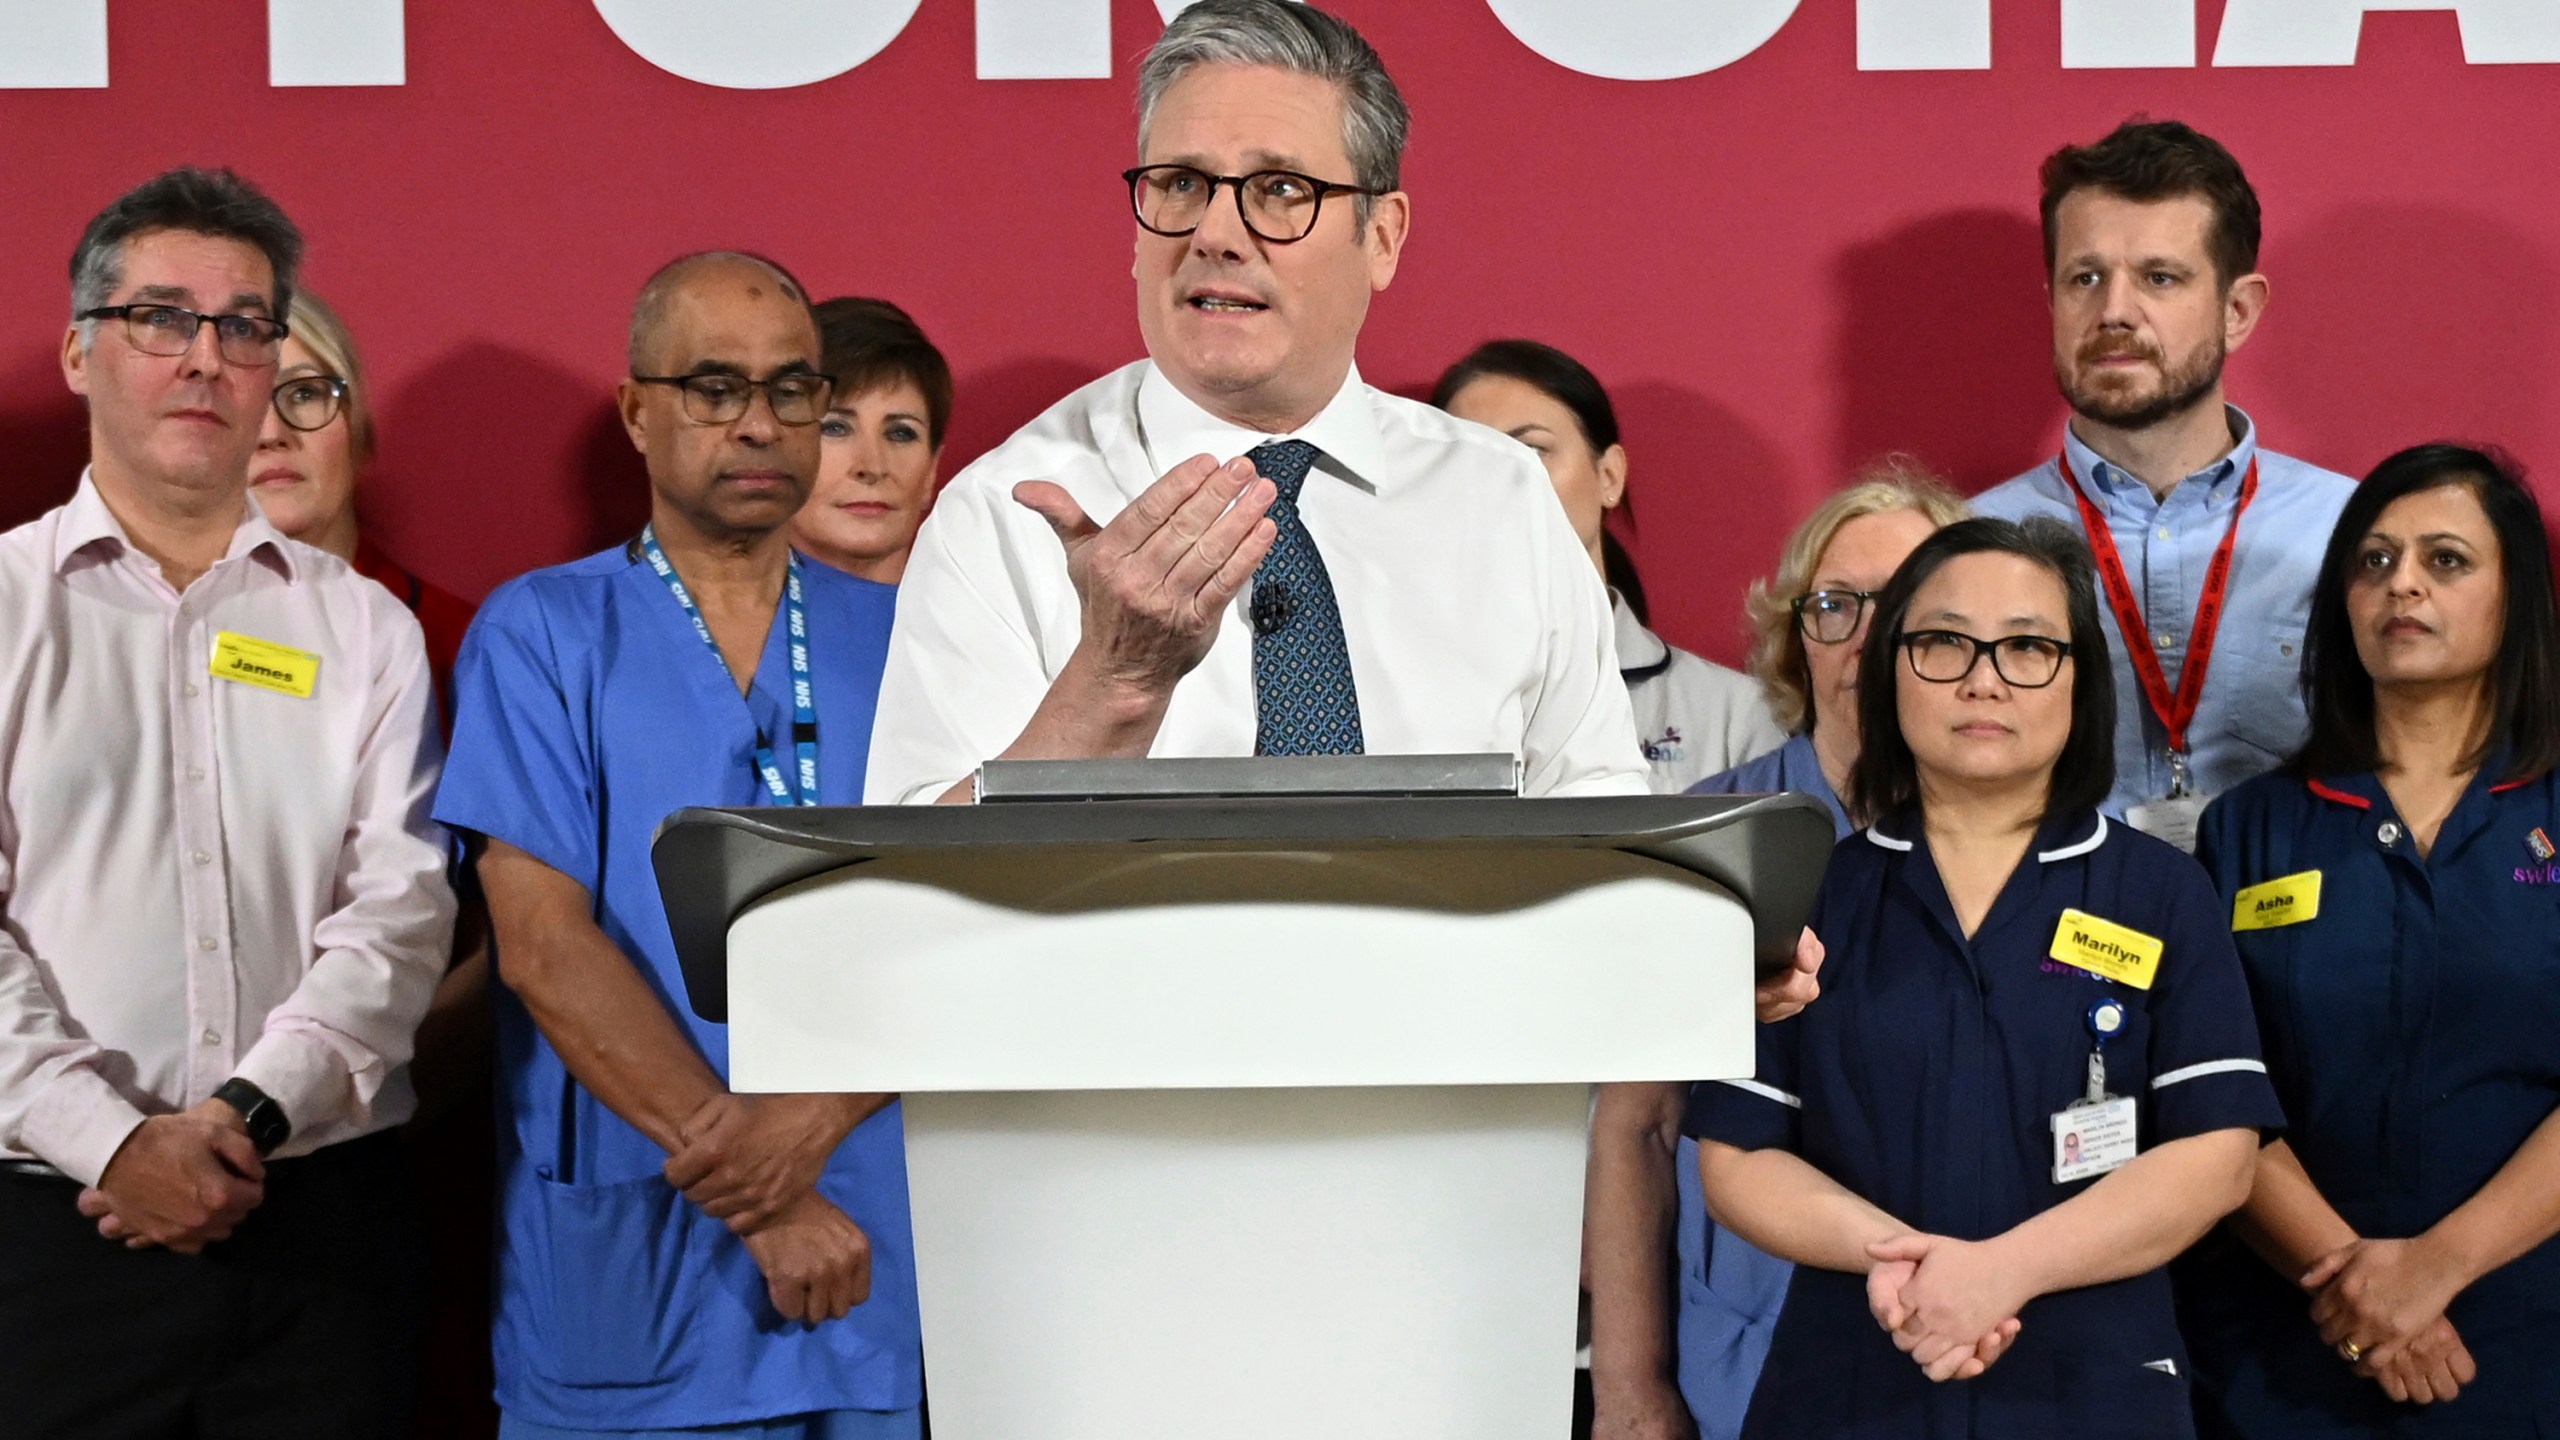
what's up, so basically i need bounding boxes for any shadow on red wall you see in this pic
[1609,379,1797,665]
[1829,208,2059,494]
[2253,201,2558,483]
[0,347,89,532]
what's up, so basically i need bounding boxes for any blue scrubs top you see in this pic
[1687,808,2284,1440]
[2180,764,2560,1436]
[435,544,922,1432]
[1676,733,1847,1439]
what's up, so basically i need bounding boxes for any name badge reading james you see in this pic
[2048,908,2164,990]
[2232,871,2322,932]
[209,631,320,698]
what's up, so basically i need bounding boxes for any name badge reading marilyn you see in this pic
[209,631,320,698]
[2232,871,2322,932]
[2048,909,2164,990]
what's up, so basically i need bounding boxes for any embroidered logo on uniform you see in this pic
[2527,827,2556,862]
[2518,864,2560,886]
[1643,726,1685,763]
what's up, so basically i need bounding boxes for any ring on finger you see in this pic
[2340,1340,2364,1363]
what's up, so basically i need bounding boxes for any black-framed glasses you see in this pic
[272,373,348,432]
[1792,589,1881,645]
[631,371,834,426]
[79,304,288,366]
[1899,629,2074,688]
[1123,164,1386,244]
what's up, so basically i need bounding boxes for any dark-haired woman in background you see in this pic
[790,297,950,585]
[1689,517,2280,1439]
[2182,445,2560,1435]
[1433,340,1784,794]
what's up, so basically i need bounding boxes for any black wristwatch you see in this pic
[211,1078,292,1157]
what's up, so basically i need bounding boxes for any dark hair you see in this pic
[2039,119,2261,290]
[814,297,954,450]
[71,167,303,330]
[1851,517,2118,822]
[2294,443,2560,785]
[1429,338,1622,454]
[1601,529,1650,626]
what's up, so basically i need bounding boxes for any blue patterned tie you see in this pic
[1247,440,1364,755]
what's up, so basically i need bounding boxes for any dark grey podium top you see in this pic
[653,789,1838,1023]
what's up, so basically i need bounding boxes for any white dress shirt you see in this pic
[1613,596,1787,795]
[0,473,454,1184]
[867,361,1651,803]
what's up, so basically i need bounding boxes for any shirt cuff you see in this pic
[232,1028,357,1140]
[1682,1076,1801,1153]
[2147,1057,2287,1144]
[19,1066,150,1187]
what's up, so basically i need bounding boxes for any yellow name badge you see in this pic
[2232,871,2322,932]
[2048,908,2165,990]
[208,631,320,698]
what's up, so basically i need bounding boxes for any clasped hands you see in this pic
[1864,1234,2028,1382]
[667,1092,875,1325]
[2300,1235,2477,1405]
[77,1098,266,1253]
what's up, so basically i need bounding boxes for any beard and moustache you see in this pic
[2056,330,2225,430]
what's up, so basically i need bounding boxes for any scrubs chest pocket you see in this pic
[527,1171,750,1389]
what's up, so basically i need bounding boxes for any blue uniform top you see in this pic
[434,543,922,1431]
[2180,763,2560,1434]
[1972,409,2354,813]
[1673,733,1845,1439]
[1687,808,2284,1440]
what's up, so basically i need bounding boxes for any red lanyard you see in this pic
[2062,452,2259,771]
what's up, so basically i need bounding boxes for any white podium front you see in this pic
[656,790,1832,1440]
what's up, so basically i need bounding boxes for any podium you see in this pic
[656,777,1833,1439]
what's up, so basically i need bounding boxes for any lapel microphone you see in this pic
[1250,582,1293,636]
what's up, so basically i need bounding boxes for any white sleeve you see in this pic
[1516,457,1649,799]
[865,468,1063,805]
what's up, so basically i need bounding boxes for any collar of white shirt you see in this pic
[53,467,299,583]
[1134,361,1394,495]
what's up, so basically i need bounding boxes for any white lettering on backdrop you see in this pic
[0,0,2551,88]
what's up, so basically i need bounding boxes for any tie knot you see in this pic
[1248,440,1321,502]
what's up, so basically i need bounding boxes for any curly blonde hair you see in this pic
[1744,458,1970,733]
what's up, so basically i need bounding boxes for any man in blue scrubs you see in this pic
[436,253,919,1437]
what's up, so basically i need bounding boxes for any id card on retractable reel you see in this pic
[2053,997,2138,1184]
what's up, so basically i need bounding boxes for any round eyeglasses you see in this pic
[1899,629,2074,689]
[79,303,288,367]
[630,372,835,427]
[1123,165,1387,245]
[272,373,348,433]
[1792,589,1881,645]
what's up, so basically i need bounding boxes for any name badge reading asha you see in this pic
[2232,871,2321,932]
[209,631,320,698]
[2048,908,2163,990]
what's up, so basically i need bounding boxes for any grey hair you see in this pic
[1136,0,1410,226]
[70,167,303,350]
[626,250,813,374]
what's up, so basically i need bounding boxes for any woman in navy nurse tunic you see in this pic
[1686,517,2284,1439]
[2181,444,2560,1437]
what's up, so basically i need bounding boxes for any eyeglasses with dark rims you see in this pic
[271,373,348,433]
[79,303,288,367]
[1898,629,2074,689]
[1122,164,1387,245]
[1791,589,1882,645]
[629,371,835,427]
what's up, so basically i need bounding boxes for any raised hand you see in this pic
[1014,453,1277,700]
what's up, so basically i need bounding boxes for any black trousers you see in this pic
[0,1129,427,1440]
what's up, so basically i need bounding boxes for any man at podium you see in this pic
[866,0,1653,806]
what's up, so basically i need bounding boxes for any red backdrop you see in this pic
[3,1,2554,667]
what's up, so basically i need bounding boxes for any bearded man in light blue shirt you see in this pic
[1973,119,2352,842]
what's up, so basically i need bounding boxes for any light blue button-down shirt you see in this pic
[1972,407,2354,813]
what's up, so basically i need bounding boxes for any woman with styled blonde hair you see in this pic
[1670,458,1966,1438]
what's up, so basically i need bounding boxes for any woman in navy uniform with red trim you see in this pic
[1687,517,2283,1439]
[2182,444,2560,1436]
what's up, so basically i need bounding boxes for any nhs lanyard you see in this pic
[638,525,818,807]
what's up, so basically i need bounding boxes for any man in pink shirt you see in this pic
[0,168,453,1437]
